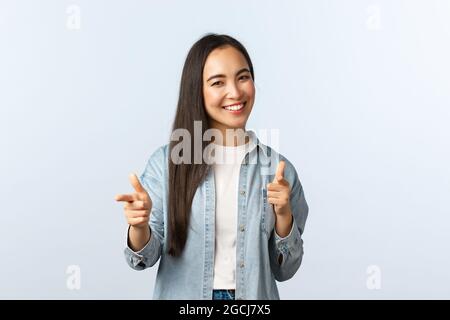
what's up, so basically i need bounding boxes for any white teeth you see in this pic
[224,103,244,111]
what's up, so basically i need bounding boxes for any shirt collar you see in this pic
[246,129,270,158]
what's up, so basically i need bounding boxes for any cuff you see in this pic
[124,225,159,268]
[274,217,301,256]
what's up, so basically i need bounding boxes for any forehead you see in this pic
[203,46,249,76]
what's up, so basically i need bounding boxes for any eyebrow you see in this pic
[206,68,251,82]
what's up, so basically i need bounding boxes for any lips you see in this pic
[222,101,246,111]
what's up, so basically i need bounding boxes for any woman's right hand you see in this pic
[115,173,152,229]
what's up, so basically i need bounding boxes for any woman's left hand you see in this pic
[267,161,292,216]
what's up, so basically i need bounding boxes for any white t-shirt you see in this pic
[210,135,256,289]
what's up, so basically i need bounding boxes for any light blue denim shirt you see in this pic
[124,131,309,300]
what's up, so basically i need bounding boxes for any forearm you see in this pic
[274,208,293,238]
[128,225,151,252]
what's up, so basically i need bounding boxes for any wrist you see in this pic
[130,224,149,231]
[274,203,292,217]
[274,211,293,238]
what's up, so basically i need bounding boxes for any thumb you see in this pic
[129,173,146,195]
[273,161,285,183]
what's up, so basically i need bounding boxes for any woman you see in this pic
[115,34,309,300]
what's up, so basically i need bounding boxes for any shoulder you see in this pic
[143,143,169,176]
[148,143,169,161]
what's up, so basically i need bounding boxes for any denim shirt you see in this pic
[123,131,309,300]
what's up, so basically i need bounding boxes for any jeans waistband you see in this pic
[212,289,235,300]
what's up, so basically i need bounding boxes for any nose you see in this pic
[226,80,243,100]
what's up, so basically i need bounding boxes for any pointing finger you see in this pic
[129,173,145,194]
[124,200,148,210]
[115,194,138,202]
[272,161,285,183]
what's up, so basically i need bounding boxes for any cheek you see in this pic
[203,88,223,108]
[243,82,255,99]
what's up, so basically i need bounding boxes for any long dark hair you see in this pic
[168,33,255,257]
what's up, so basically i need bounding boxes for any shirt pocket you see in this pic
[261,188,276,237]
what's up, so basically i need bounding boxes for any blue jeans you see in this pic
[212,289,235,300]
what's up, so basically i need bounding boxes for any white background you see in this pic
[1,0,449,299]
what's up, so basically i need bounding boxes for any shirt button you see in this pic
[240,262,245,268]
[240,225,245,232]
[240,190,246,196]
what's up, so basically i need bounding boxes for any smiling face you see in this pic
[202,45,255,138]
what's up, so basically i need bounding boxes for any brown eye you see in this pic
[212,81,223,86]
[239,75,250,81]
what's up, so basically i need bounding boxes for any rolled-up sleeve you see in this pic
[269,160,309,281]
[124,225,162,270]
[123,146,165,270]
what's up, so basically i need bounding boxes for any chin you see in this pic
[226,121,247,129]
